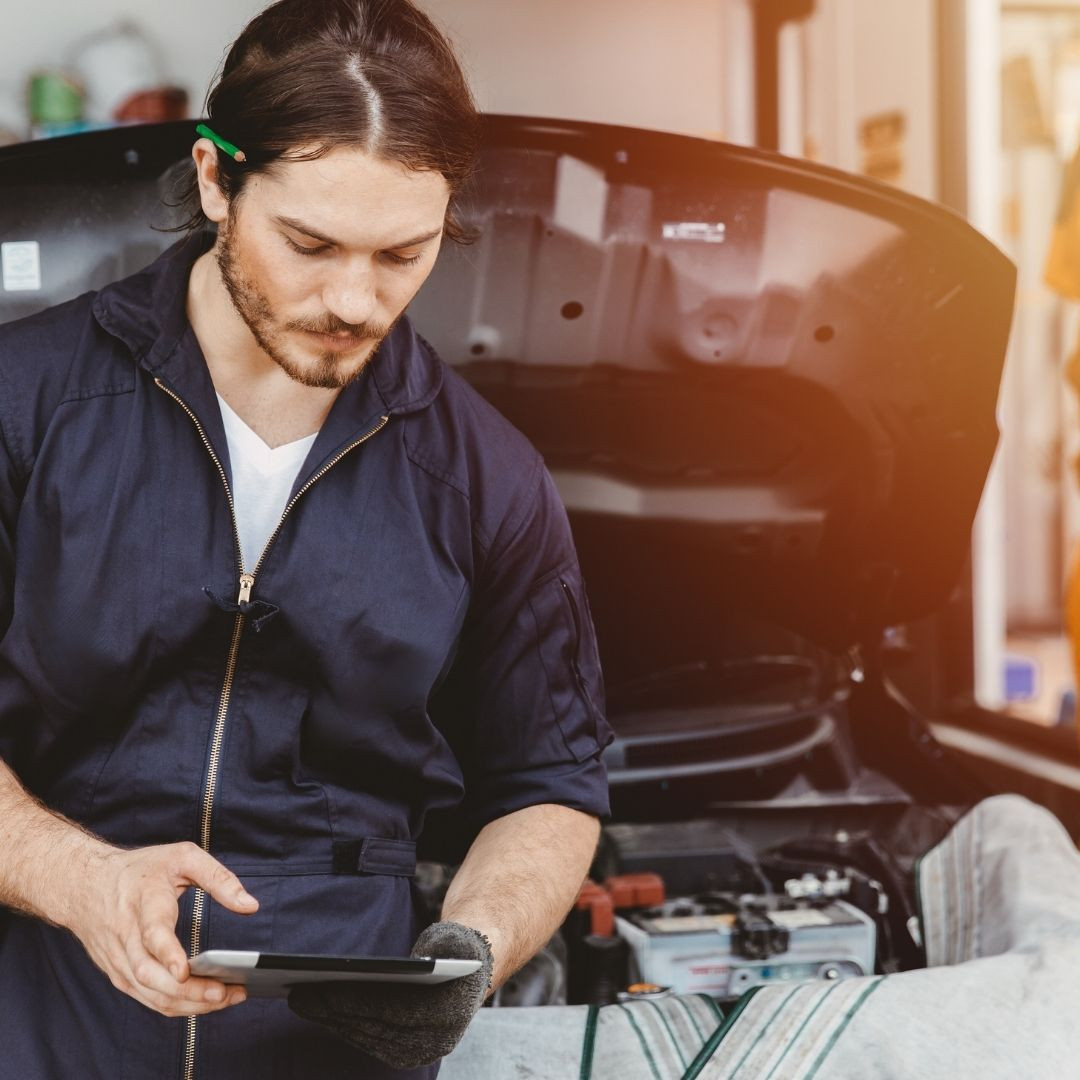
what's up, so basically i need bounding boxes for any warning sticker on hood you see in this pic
[662,222,727,243]
[2,241,42,291]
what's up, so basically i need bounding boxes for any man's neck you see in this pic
[186,248,339,449]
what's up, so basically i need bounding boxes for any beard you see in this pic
[214,213,395,390]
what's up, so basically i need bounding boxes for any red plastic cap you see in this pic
[575,879,616,937]
[603,873,666,909]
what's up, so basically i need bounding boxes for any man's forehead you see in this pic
[251,145,450,246]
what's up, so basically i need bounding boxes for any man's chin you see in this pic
[273,345,375,391]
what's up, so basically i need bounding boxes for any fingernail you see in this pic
[171,964,183,981]
[206,987,224,1003]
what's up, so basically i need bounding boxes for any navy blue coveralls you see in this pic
[0,233,612,1079]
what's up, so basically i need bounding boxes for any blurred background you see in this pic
[1,0,1078,736]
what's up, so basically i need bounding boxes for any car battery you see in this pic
[615,893,875,998]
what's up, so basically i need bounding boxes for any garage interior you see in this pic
[3,1,1080,1077]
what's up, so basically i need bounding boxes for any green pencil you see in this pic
[196,123,247,163]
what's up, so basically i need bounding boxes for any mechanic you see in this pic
[0,1,612,1077]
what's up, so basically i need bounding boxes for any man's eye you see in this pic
[381,251,424,268]
[285,237,329,257]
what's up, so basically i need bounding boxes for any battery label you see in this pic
[646,914,736,933]
[768,909,833,929]
[2,242,42,291]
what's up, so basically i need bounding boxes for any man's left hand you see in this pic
[287,921,493,1069]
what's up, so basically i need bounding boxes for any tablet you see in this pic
[190,950,482,998]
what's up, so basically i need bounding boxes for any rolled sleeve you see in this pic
[434,462,613,829]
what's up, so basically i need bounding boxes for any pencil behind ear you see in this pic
[196,124,247,164]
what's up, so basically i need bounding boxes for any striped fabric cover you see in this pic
[586,995,727,1079]
[446,796,1080,1079]
[443,993,723,1079]
[692,977,884,1080]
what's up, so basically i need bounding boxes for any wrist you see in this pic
[0,761,116,929]
[37,826,114,931]
[468,926,503,989]
[431,915,504,988]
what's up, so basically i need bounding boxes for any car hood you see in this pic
[410,116,1016,670]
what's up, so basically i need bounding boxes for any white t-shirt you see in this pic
[217,393,319,573]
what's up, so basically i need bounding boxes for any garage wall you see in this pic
[0,0,265,134]
[418,0,726,137]
[0,1,727,142]
[802,0,939,200]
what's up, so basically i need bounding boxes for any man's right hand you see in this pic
[61,841,259,1017]
[0,761,258,1017]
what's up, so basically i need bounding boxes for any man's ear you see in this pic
[192,139,230,225]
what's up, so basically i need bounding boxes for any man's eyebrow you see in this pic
[273,215,443,249]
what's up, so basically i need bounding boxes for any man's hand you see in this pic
[64,841,259,1018]
[0,759,257,1018]
[287,921,493,1068]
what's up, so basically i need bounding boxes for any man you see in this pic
[0,1,611,1077]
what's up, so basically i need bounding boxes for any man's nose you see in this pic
[322,260,378,327]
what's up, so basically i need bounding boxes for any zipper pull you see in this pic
[237,574,255,605]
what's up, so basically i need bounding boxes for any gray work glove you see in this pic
[287,921,494,1070]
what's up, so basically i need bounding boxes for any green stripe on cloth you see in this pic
[697,994,724,1022]
[762,982,843,1080]
[726,985,802,1079]
[616,1004,663,1080]
[643,999,689,1070]
[579,1005,600,1080]
[803,977,885,1080]
[679,987,764,1080]
[677,996,706,1042]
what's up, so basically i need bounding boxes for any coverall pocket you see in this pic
[528,565,609,762]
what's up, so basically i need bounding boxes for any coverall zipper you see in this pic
[154,377,390,1080]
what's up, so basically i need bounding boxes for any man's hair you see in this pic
[173,0,481,242]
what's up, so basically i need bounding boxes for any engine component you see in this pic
[616,893,875,999]
[784,870,852,900]
[598,821,777,895]
[732,906,790,960]
[603,873,666,909]
[575,881,616,937]
[492,934,569,1008]
[570,934,630,1007]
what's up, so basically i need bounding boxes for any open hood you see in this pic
[0,117,1016,681]
[414,118,1016,665]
